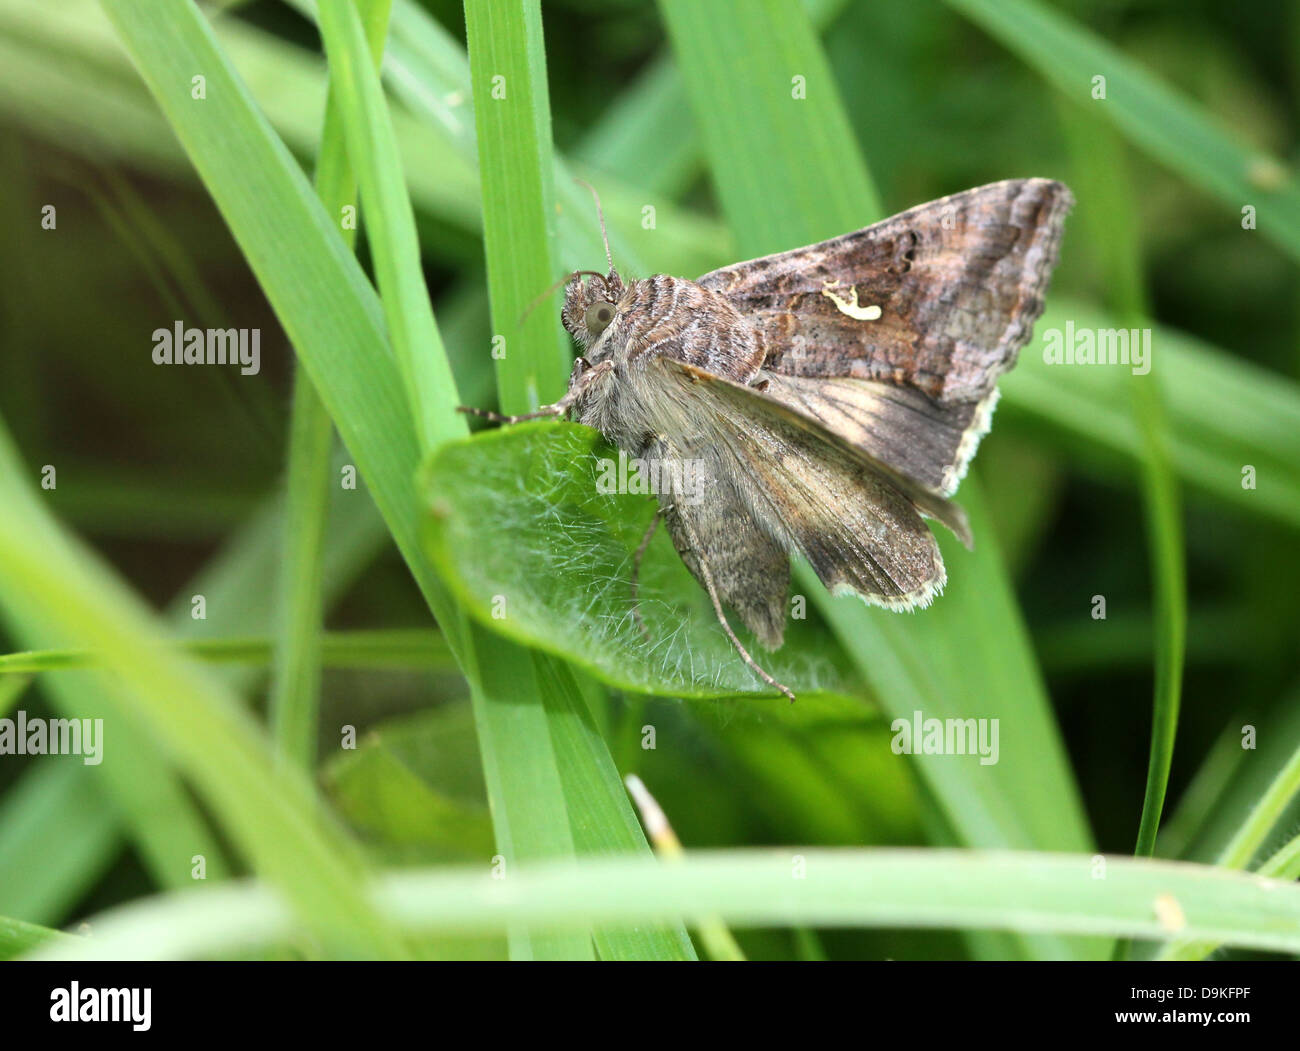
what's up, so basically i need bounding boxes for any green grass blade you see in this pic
[458,0,695,961]
[0,914,70,958]
[659,0,881,257]
[1128,348,1186,869]
[1004,299,1300,530]
[0,762,117,924]
[463,0,571,413]
[321,0,589,961]
[456,0,603,961]
[270,0,390,771]
[534,654,697,960]
[98,0,463,640]
[270,376,335,770]
[459,621,592,960]
[944,0,1300,263]
[28,849,1300,960]
[0,630,457,674]
[315,0,452,455]
[0,425,406,957]
[1058,108,1187,958]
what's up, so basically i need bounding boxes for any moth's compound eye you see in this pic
[585,301,614,337]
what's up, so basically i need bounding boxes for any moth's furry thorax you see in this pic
[564,272,768,456]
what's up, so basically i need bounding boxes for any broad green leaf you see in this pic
[421,421,865,712]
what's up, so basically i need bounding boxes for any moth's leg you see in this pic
[458,360,613,424]
[673,509,796,703]
[629,508,662,642]
[457,404,564,424]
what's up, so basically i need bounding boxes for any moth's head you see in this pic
[560,178,627,351]
[561,267,626,350]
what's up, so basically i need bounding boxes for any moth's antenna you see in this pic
[517,269,607,327]
[574,177,614,274]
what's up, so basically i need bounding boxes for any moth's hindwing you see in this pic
[655,359,953,612]
[654,436,790,651]
[758,373,998,498]
[697,178,1072,496]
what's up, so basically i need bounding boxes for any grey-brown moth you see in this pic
[463,178,1073,700]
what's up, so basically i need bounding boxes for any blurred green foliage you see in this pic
[0,0,1298,960]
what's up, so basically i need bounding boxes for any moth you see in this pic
[463,179,1073,700]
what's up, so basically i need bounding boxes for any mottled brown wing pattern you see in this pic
[652,359,953,612]
[758,373,996,498]
[698,178,1072,495]
[658,479,790,650]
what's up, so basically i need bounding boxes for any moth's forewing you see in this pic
[670,362,971,545]
[697,178,1072,496]
[698,178,1071,401]
[655,359,949,612]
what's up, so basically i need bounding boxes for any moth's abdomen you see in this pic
[620,275,765,384]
